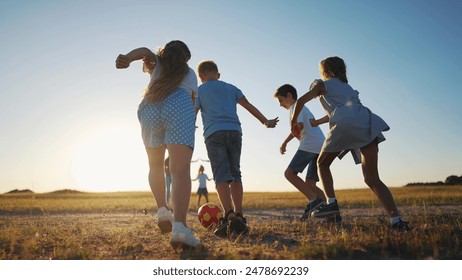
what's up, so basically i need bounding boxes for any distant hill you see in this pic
[5,189,34,194]
[3,188,85,195]
[46,189,84,194]
[406,175,462,186]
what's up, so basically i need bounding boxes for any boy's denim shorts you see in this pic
[205,130,242,185]
[288,150,319,181]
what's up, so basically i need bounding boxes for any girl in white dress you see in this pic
[291,56,410,231]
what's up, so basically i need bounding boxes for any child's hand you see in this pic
[265,117,279,128]
[116,54,131,69]
[280,143,287,155]
[309,119,318,127]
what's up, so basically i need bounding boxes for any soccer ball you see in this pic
[197,203,223,228]
[291,123,302,139]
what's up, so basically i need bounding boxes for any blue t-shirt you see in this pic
[196,80,245,140]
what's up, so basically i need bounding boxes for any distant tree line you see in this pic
[406,175,462,186]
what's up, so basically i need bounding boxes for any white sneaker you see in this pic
[156,207,173,233]
[170,222,201,249]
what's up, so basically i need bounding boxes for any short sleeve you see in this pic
[234,86,245,102]
[309,79,324,90]
[195,94,201,109]
[179,68,198,97]
[142,61,155,74]
[143,54,158,74]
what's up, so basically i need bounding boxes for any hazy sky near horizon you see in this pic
[1,0,461,194]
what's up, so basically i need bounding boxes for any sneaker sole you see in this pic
[158,220,172,234]
[312,210,340,219]
[299,200,326,221]
[304,202,325,219]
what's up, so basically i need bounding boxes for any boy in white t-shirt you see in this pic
[274,84,327,221]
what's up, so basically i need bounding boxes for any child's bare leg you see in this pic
[197,194,201,207]
[306,178,326,201]
[360,141,400,217]
[230,181,243,215]
[317,151,340,199]
[145,146,168,208]
[284,169,317,200]
[216,182,235,218]
[167,144,193,225]
[205,194,209,203]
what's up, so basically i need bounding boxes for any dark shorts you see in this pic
[197,188,208,195]
[205,130,242,185]
[288,150,319,181]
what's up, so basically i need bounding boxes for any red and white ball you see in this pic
[291,123,302,139]
[197,203,223,228]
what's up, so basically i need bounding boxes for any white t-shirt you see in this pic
[144,55,198,97]
[289,104,325,154]
[193,173,210,189]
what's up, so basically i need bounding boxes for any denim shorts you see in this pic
[137,88,195,148]
[288,150,319,181]
[205,130,242,184]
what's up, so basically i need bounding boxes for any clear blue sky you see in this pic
[1,0,461,193]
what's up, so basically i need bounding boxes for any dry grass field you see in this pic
[1,186,461,260]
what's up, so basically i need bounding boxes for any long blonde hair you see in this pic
[144,40,191,103]
[319,56,348,83]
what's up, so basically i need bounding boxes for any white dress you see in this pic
[313,78,389,164]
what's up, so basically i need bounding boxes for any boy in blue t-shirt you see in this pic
[274,84,327,221]
[195,60,279,237]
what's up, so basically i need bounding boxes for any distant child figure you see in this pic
[115,40,201,248]
[195,60,279,237]
[164,156,171,207]
[274,84,326,221]
[192,165,212,208]
[291,56,410,231]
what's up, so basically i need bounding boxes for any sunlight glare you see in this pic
[71,126,148,192]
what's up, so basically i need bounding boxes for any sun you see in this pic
[71,125,148,192]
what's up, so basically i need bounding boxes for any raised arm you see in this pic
[115,47,156,70]
[238,97,279,128]
[291,81,326,125]
[309,115,329,127]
